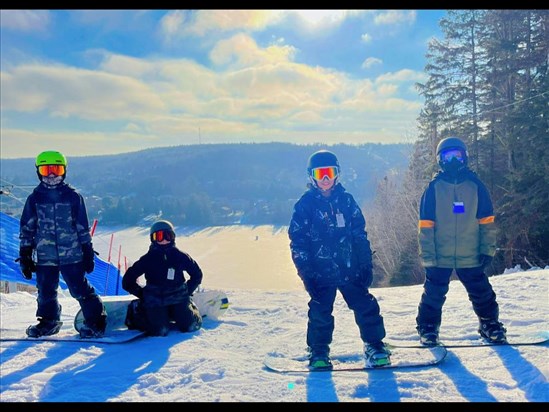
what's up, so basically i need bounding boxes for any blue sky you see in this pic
[0,10,446,158]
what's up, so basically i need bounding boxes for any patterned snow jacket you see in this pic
[19,182,92,266]
[418,168,496,269]
[288,183,373,287]
[122,242,203,308]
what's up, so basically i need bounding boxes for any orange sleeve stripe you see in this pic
[419,220,435,228]
[479,216,495,224]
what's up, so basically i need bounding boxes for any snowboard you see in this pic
[0,289,229,344]
[0,324,145,344]
[264,345,448,373]
[387,331,549,349]
[74,288,230,334]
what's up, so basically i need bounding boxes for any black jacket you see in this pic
[288,183,373,287]
[122,242,203,307]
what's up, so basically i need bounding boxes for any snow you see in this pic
[1,225,548,402]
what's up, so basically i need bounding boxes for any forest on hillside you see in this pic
[0,142,410,227]
[366,10,549,286]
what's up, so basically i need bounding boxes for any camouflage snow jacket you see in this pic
[288,183,373,287]
[19,182,92,266]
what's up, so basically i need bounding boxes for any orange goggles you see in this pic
[311,166,338,181]
[37,164,66,177]
[152,229,175,242]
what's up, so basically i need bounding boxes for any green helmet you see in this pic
[35,150,68,167]
[149,220,176,242]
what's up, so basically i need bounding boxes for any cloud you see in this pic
[0,10,51,32]
[1,33,423,157]
[361,57,382,69]
[159,10,368,41]
[361,33,373,43]
[209,33,297,67]
[160,10,284,40]
[376,68,427,83]
[374,10,417,26]
[1,64,165,120]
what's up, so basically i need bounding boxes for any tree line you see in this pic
[366,10,549,286]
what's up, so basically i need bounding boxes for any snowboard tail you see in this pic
[264,345,448,373]
[387,332,548,348]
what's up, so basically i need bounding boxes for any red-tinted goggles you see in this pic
[37,164,66,177]
[152,229,175,242]
[441,149,464,163]
[311,166,338,181]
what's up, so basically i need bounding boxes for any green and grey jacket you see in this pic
[19,182,92,266]
[418,169,496,269]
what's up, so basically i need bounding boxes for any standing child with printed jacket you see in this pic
[289,150,390,370]
[18,150,106,338]
[416,137,506,345]
[122,220,203,336]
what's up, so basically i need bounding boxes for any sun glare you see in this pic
[292,10,347,29]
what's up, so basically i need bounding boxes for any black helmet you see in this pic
[307,150,340,174]
[436,137,468,173]
[307,150,340,190]
[149,220,176,243]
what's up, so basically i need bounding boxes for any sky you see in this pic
[0,9,447,159]
[1,224,548,402]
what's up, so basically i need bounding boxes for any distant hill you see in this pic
[0,142,411,226]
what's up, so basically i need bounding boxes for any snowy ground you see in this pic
[1,226,548,402]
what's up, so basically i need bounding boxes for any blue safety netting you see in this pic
[0,211,127,296]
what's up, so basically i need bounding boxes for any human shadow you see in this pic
[441,345,549,401]
[306,371,339,402]
[37,329,203,402]
[440,351,498,401]
[494,344,549,402]
[351,368,401,401]
[0,341,82,392]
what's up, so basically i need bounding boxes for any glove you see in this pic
[479,254,493,270]
[357,264,373,289]
[81,242,98,274]
[16,246,35,280]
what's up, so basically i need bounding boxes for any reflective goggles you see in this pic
[440,149,464,163]
[311,166,338,181]
[37,164,66,177]
[152,229,175,242]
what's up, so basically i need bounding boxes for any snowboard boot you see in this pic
[417,324,440,346]
[125,299,146,330]
[478,318,507,344]
[365,341,392,367]
[187,318,202,332]
[307,346,332,370]
[26,318,63,338]
[79,315,107,339]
